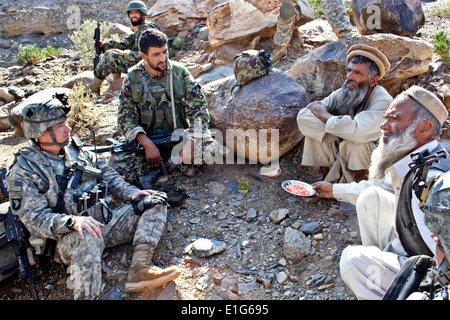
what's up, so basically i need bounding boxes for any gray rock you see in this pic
[187,238,227,258]
[299,222,322,235]
[203,69,309,163]
[283,227,311,262]
[269,208,289,224]
[246,208,258,221]
[351,0,424,38]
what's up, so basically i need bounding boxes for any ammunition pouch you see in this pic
[73,182,112,224]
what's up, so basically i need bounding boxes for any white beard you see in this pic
[334,80,369,115]
[368,125,418,180]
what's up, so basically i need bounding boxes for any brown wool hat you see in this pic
[347,44,391,79]
[404,86,448,126]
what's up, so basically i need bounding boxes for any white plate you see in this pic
[281,180,316,197]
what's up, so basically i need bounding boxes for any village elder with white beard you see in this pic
[312,86,450,299]
[297,44,392,183]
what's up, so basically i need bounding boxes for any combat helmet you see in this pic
[233,49,272,85]
[21,92,71,146]
[423,170,450,271]
[127,0,148,15]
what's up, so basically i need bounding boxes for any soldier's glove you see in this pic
[132,191,168,215]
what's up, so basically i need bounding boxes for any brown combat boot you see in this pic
[271,45,288,63]
[88,76,103,95]
[125,244,181,292]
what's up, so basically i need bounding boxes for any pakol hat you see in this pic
[347,44,390,79]
[404,86,448,126]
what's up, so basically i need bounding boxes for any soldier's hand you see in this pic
[311,181,334,198]
[144,142,162,165]
[72,216,104,240]
[137,133,162,165]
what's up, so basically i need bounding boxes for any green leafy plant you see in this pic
[430,0,450,18]
[17,44,63,65]
[308,0,322,17]
[69,19,120,66]
[434,31,450,66]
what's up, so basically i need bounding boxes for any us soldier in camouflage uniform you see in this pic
[109,28,218,189]
[6,92,180,299]
[272,0,356,62]
[90,1,160,94]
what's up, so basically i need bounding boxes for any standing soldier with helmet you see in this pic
[6,92,180,299]
[90,0,160,94]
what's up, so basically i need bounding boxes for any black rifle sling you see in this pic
[396,146,450,257]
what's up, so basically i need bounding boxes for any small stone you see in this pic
[299,221,322,235]
[269,208,289,223]
[191,238,227,257]
[246,207,258,220]
[313,233,324,241]
[276,271,289,284]
[349,231,359,238]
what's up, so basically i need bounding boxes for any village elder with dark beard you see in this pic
[297,44,392,184]
[312,86,450,299]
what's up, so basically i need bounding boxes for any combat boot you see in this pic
[88,77,103,95]
[125,244,181,292]
[271,45,287,63]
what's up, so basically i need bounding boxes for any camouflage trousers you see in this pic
[320,0,353,37]
[94,50,141,80]
[274,0,353,47]
[108,137,220,179]
[55,203,167,300]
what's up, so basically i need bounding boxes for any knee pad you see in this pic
[279,2,296,21]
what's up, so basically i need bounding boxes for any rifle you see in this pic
[83,131,185,154]
[0,168,40,300]
[93,9,101,69]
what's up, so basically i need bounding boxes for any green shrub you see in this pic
[308,0,322,17]
[434,31,450,66]
[69,19,120,66]
[17,44,63,65]
[430,0,450,18]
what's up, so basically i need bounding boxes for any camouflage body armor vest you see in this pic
[128,61,189,134]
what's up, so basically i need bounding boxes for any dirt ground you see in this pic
[0,1,448,301]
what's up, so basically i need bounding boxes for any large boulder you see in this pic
[202,69,309,163]
[351,0,425,38]
[286,34,433,100]
[148,0,226,35]
[206,0,314,49]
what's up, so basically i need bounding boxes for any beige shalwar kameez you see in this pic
[297,85,393,182]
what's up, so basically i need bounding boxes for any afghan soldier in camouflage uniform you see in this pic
[90,1,160,94]
[6,92,180,299]
[109,28,218,188]
[272,0,356,62]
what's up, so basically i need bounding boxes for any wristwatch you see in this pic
[66,217,75,230]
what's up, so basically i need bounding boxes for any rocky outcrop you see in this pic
[148,0,225,35]
[206,0,314,49]
[0,0,129,38]
[202,68,309,163]
[351,0,425,38]
[287,34,433,100]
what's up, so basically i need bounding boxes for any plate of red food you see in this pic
[281,180,316,197]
